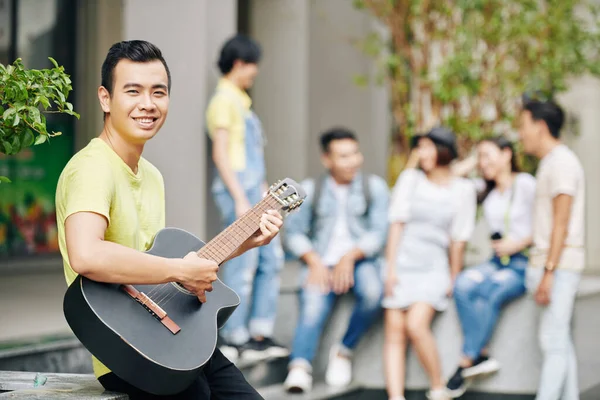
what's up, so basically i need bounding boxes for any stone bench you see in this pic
[272,263,600,396]
[0,371,126,399]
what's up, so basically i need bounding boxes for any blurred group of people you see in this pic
[206,34,585,400]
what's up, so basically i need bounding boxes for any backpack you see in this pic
[308,173,372,238]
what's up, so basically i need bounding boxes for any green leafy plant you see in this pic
[354,0,600,165]
[0,57,79,183]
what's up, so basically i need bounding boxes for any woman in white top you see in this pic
[383,127,477,400]
[445,136,536,398]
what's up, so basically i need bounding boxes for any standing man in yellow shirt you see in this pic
[56,39,282,399]
[206,34,287,364]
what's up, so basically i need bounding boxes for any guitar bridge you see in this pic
[122,285,181,334]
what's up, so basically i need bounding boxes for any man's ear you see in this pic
[321,153,331,170]
[98,86,111,114]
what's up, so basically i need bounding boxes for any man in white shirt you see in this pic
[518,98,585,400]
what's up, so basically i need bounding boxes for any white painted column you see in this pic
[250,0,311,182]
[123,0,209,238]
[204,0,238,238]
[558,75,600,273]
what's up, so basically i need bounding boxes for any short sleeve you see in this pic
[549,155,579,198]
[388,169,420,223]
[205,94,235,137]
[450,179,477,241]
[61,157,115,224]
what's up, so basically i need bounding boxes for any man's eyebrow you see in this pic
[123,83,168,90]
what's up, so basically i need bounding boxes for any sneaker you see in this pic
[219,344,239,363]
[240,337,289,362]
[217,336,239,363]
[260,337,291,358]
[462,355,500,378]
[325,345,352,387]
[284,366,313,393]
[427,388,450,400]
[446,366,467,398]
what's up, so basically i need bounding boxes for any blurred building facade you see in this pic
[1,0,600,347]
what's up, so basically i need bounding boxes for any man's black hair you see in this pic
[101,40,171,95]
[217,34,262,75]
[522,99,565,139]
[320,127,357,153]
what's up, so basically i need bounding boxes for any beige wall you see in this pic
[250,0,389,184]
[123,0,209,239]
[205,0,238,239]
[249,0,311,183]
[307,0,389,179]
[74,0,123,150]
[558,75,600,273]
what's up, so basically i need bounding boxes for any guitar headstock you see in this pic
[268,178,307,214]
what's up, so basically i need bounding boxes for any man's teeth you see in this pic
[136,118,153,123]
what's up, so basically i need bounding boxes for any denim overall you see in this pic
[210,90,283,346]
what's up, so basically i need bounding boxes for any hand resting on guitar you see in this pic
[65,208,283,303]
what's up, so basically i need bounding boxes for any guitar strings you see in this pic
[156,196,276,308]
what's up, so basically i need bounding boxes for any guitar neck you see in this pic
[197,194,282,264]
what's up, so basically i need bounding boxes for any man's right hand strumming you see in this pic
[179,252,219,303]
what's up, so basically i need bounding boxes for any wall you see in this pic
[557,75,600,273]
[123,0,209,239]
[250,0,389,184]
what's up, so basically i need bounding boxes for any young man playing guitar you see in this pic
[55,40,281,399]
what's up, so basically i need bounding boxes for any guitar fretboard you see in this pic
[197,194,281,264]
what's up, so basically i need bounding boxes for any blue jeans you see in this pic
[527,268,581,400]
[454,254,528,359]
[214,186,284,345]
[289,259,383,370]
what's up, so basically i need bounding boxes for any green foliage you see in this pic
[355,0,600,164]
[0,57,79,183]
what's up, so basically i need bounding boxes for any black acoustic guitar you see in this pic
[63,178,306,395]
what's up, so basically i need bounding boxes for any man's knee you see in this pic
[355,276,383,310]
[300,289,330,326]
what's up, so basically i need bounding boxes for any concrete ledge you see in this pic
[272,265,600,395]
[0,371,126,399]
[0,337,92,374]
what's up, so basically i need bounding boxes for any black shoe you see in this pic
[240,338,290,362]
[446,366,467,398]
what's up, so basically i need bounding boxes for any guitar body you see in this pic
[63,228,240,395]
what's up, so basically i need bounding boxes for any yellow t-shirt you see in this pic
[205,78,252,171]
[55,138,165,378]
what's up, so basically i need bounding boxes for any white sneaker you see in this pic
[219,345,239,364]
[462,356,501,378]
[427,388,450,400]
[283,367,312,393]
[325,345,352,387]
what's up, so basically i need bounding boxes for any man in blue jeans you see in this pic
[518,98,585,400]
[206,34,286,364]
[282,128,389,393]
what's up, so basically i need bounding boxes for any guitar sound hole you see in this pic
[171,282,195,296]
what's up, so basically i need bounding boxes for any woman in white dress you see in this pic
[383,127,477,400]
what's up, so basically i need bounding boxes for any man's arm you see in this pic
[546,194,573,269]
[212,129,250,214]
[65,212,218,301]
[534,193,573,306]
[354,175,390,259]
